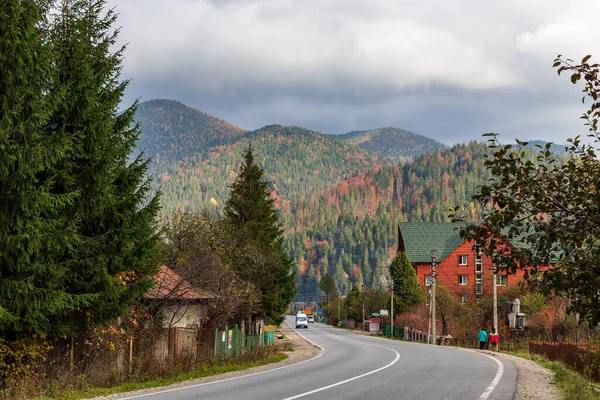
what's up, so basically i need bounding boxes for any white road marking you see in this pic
[461,349,505,399]
[118,319,324,400]
[281,325,401,400]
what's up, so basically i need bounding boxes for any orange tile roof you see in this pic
[145,265,213,300]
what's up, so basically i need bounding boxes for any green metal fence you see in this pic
[214,327,276,357]
[383,325,405,339]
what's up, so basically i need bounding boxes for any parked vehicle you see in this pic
[296,313,308,328]
[307,315,315,323]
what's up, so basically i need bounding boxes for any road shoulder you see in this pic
[93,323,321,400]
[482,351,559,400]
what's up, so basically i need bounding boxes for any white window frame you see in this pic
[425,275,431,286]
[459,255,468,265]
[459,275,468,285]
[497,275,508,286]
[475,256,483,273]
[461,294,468,304]
[476,274,483,295]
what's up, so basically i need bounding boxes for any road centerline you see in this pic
[282,325,401,400]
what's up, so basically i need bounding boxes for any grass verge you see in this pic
[40,353,288,400]
[517,353,600,400]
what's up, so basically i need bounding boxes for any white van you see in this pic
[296,313,308,329]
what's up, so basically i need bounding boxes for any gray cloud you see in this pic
[111,0,600,145]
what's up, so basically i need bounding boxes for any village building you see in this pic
[397,222,533,303]
[144,265,214,328]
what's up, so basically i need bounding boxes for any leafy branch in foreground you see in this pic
[458,54,600,325]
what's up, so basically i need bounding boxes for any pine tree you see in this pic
[389,251,422,314]
[0,0,89,337]
[318,273,339,301]
[224,144,297,324]
[46,0,161,333]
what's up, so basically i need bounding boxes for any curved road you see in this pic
[121,316,517,400]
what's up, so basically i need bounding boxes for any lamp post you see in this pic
[430,249,437,345]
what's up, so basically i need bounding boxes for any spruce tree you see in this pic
[47,0,161,333]
[318,273,339,300]
[224,144,296,324]
[389,251,422,314]
[0,0,90,337]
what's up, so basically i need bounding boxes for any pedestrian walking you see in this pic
[478,327,488,350]
[489,328,499,351]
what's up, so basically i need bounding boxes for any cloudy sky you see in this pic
[109,0,600,145]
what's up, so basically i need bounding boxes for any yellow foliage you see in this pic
[0,335,52,385]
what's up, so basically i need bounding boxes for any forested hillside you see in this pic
[132,101,567,297]
[285,141,494,296]
[336,127,446,163]
[155,125,392,214]
[134,99,246,169]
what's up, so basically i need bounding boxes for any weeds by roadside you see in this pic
[517,353,600,400]
[29,352,287,400]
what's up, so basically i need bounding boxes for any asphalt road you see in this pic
[121,316,517,400]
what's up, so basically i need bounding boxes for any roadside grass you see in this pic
[515,353,600,400]
[36,353,288,400]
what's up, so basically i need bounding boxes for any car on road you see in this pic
[296,313,308,328]
[307,315,314,323]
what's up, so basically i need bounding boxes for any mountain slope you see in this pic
[525,140,568,154]
[156,125,393,215]
[335,127,446,163]
[134,99,246,168]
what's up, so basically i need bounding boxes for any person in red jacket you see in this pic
[489,327,500,351]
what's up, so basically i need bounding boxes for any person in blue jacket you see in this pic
[478,327,488,350]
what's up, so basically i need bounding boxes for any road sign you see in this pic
[380,309,389,316]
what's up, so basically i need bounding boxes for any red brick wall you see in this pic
[413,240,530,299]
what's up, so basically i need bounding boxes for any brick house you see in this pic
[397,222,531,303]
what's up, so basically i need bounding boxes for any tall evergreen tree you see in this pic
[0,0,90,337]
[318,273,339,300]
[389,251,422,314]
[47,0,161,333]
[224,144,296,324]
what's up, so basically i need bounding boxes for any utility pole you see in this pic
[338,295,341,323]
[361,284,365,329]
[430,249,437,345]
[390,282,394,339]
[493,264,498,335]
[427,287,432,343]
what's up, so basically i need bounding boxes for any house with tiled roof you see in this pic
[145,265,214,328]
[397,222,532,302]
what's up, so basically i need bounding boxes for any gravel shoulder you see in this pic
[478,350,560,400]
[96,322,321,400]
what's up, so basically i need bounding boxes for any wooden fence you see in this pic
[49,327,216,376]
[529,342,600,381]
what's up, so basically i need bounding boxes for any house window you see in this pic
[459,275,468,285]
[475,256,483,273]
[425,275,431,286]
[497,275,508,286]
[461,294,468,304]
[459,255,468,265]
[476,274,483,295]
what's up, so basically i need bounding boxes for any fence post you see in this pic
[129,336,133,374]
[214,329,219,357]
[69,336,75,372]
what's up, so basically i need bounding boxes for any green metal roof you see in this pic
[398,222,467,263]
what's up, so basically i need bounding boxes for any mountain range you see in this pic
[134,99,566,297]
